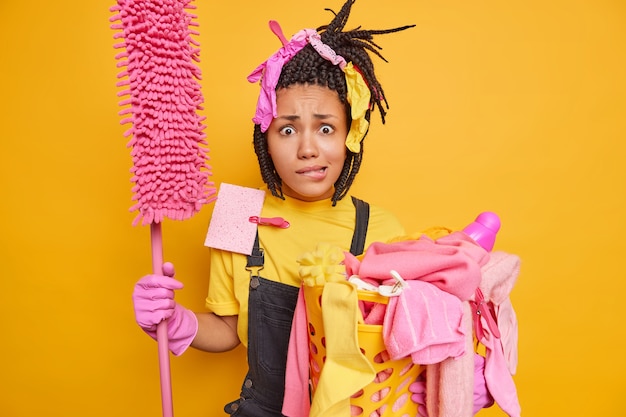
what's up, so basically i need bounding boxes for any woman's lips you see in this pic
[297,166,327,179]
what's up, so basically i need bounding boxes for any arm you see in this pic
[133,263,240,355]
[191,313,240,352]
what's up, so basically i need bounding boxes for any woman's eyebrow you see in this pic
[276,113,337,121]
[313,113,337,119]
[276,115,300,121]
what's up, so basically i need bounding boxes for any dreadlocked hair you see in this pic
[253,0,414,204]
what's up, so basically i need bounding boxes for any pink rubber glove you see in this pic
[409,371,429,417]
[132,262,198,356]
[473,354,495,414]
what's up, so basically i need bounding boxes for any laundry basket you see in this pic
[303,285,424,417]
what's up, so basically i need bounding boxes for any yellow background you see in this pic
[1,0,625,416]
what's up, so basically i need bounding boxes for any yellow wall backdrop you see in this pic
[1,0,624,416]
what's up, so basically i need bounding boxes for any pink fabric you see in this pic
[478,314,520,417]
[362,301,386,324]
[497,298,518,375]
[247,28,316,131]
[283,287,312,417]
[247,23,351,133]
[424,302,475,417]
[283,239,518,417]
[345,232,489,301]
[420,252,521,417]
[479,251,520,305]
[383,281,466,364]
[341,232,487,416]
[344,232,488,368]
[473,354,495,413]
[478,251,520,374]
[475,252,521,417]
[410,353,494,417]
[409,371,429,417]
[308,32,347,69]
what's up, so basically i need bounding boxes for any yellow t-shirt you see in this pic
[205,188,405,347]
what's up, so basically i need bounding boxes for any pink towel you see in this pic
[282,287,311,417]
[383,280,466,364]
[423,251,521,417]
[479,251,520,305]
[425,302,475,417]
[345,232,489,301]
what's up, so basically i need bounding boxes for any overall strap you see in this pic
[246,232,265,276]
[349,196,370,256]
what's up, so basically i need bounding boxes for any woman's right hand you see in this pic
[131,262,198,356]
[132,262,183,332]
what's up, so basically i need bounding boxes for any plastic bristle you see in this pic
[111,0,216,225]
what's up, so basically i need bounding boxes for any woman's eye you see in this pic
[280,126,295,136]
[320,125,335,135]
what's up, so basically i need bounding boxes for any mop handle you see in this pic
[151,222,174,417]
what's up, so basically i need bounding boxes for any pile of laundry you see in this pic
[284,230,521,417]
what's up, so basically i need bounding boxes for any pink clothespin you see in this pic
[470,288,501,340]
[249,216,290,229]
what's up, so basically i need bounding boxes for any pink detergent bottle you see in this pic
[462,211,501,251]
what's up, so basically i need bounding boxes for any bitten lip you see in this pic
[296,165,326,174]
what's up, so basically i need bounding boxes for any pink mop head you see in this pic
[109,1,215,415]
[110,0,216,226]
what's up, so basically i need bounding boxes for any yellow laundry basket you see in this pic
[304,285,424,417]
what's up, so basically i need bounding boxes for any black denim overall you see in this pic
[224,197,370,417]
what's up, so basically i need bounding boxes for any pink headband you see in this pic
[247,21,371,153]
[247,23,316,132]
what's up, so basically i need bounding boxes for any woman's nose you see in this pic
[297,131,319,159]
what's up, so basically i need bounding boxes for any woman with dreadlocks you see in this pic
[132,0,418,415]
